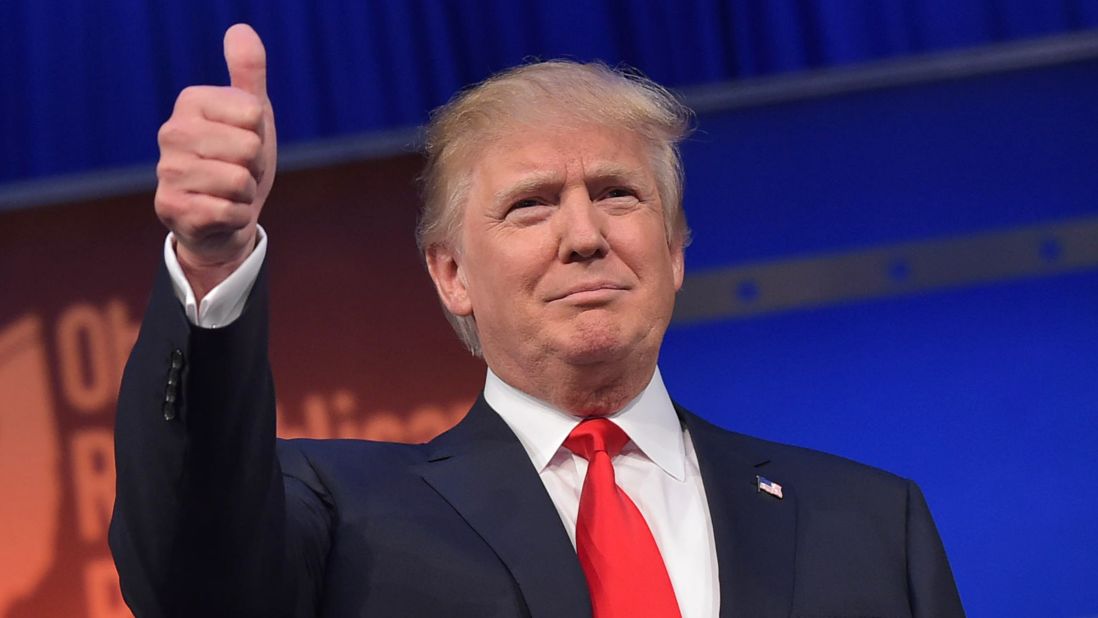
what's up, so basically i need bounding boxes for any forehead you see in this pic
[469,123,655,188]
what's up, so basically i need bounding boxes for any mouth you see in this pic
[548,282,630,303]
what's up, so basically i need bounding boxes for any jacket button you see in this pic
[164,349,184,420]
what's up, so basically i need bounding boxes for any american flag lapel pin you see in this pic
[756,475,784,500]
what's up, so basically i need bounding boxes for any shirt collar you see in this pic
[483,366,686,481]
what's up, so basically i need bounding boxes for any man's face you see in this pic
[428,122,684,380]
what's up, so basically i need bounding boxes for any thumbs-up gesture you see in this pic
[155,24,276,299]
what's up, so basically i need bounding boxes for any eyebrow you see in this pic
[493,171,563,207]
[492,163,650,207]
[585,162,647,184]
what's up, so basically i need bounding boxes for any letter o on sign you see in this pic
[56,304,116,414]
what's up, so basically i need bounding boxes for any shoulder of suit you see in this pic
[277,437,430,481]
[678,403,912,499]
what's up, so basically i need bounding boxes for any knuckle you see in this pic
[224,167,257,202]
[155,158,184,183]
[153,187,169,213]
[157,119,198,150]
[177,85,215,104]
[240,131,262,161]
[154,188,182,222]
[239,100,264,128]
[157,121,181,147]
[174,86,203,110]
[228,166,253,191]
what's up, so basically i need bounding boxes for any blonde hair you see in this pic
[417,60,693,356]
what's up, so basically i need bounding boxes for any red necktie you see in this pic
[564,419,682,618]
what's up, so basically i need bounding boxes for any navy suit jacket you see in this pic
[110,263,964,617]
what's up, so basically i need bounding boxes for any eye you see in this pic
[602,187,636,200]
[509,198,541,210]
[503,197,553,224]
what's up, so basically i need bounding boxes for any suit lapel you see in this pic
[681,407,797,618]
[418,397,592,618]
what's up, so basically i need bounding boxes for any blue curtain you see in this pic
[3,0,1097,184]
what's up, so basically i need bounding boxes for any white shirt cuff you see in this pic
[163,225,268,328]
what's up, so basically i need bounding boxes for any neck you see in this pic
[487,353,658,417]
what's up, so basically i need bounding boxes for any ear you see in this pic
[425,243,474,317]
[670,239,685,292]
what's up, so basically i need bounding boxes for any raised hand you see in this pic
[154,23,277,300]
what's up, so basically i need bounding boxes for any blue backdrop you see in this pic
[663,58,1098,617]
[3,0,1098,184]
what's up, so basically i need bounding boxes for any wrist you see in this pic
[174,232,257,302]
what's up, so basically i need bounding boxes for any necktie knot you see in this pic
[564,418,630,461]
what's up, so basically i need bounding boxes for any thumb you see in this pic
[223,23,267,99]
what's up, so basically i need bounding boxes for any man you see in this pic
[110,24,965,618]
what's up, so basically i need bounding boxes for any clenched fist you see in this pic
[154,24,276,299]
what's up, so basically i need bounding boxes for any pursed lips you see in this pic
[547,282,630,302]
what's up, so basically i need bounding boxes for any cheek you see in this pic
[615,230,675,274]
[464,253,539,314]
[484,233,555,282]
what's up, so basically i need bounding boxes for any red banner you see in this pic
[0,154,484,617]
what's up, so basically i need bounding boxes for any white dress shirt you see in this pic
[165,231,721,617]
[485,369,720,618]
[164,226,268,328]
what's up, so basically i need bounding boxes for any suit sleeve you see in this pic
[906,480,966,618]
[109,260,331,617]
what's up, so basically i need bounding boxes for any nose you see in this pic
[557,194,609,263]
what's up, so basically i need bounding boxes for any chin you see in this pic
[555,320,631,366]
